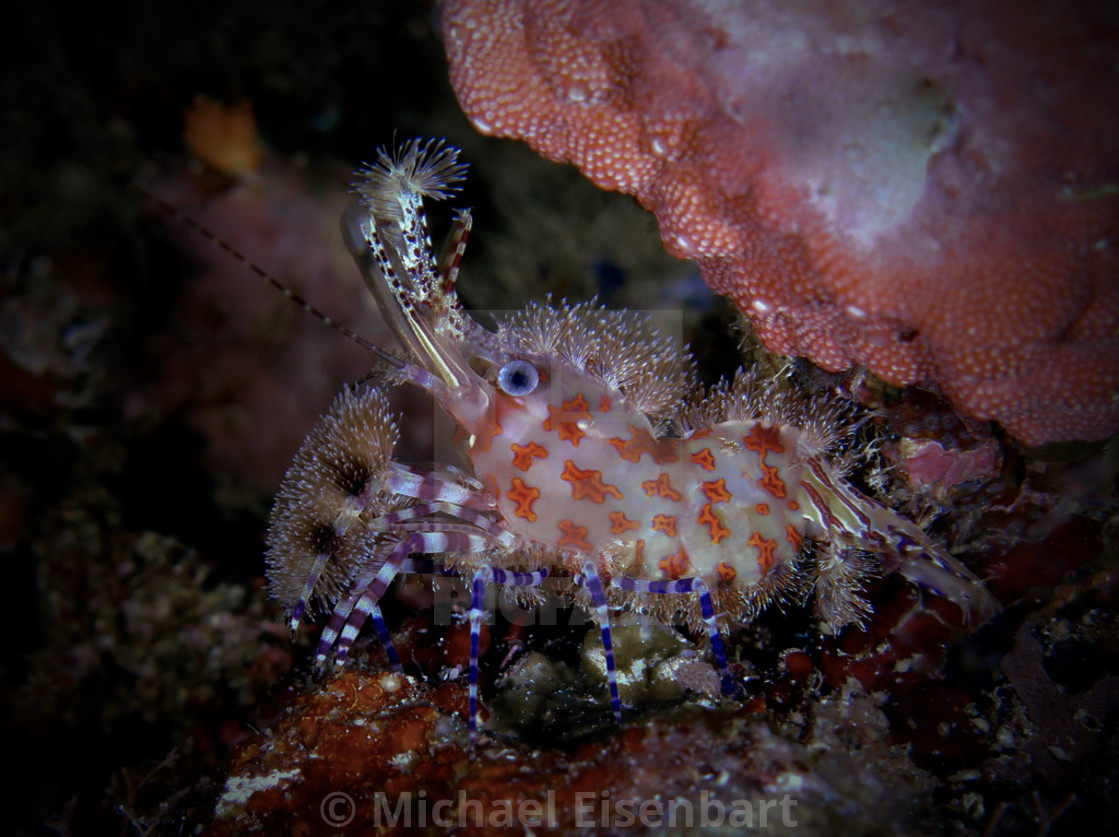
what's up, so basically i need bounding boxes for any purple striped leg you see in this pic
[614,576,735,695]
[318,531,490,668]
[573,561,624,725]
[315,537,413,669]
[361,501,517,547]
[288,552,330,630]
[468,566,550,746]
[387,463,489,509]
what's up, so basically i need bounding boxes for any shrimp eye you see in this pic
[497,360,539,396]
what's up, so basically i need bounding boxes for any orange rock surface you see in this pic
[441,0,1119,445]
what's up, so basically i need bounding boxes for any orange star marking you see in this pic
[697,503,730,544]
[642,473,682,501]
[561,460,624,503]
[607,425,659,463]
[689,447,716,471]
[510,441,549,471]
[786,524,804,551]
[608,510,639,535]
[716,561,738,582]
[743,424,785,457]
[701,478,733,503]
[658,547,690,579]
[544,403,587,447]
[748,531,778,574]
[651,513,678,537]
[754,503,770,516]
[508,478,541,522]
[758,463,788,499]
[468,410,504,453]
[486,416,504,443]
[599,395,612,412]
[557,519,593,550]
[562,393,592,414]
[787,499,800,511]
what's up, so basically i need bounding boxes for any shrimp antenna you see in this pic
[136,183,404,369]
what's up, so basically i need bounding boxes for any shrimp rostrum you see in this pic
[265,138,998,742]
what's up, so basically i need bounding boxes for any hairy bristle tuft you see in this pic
[812,544,877,630]
[353,137,467,209]
[265,385,405,623]
[498,300,697,424]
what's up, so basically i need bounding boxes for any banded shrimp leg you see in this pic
[570,567,738,726]
[311,467,553,743]
[314,462,521,666]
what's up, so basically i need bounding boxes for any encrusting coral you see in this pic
[440,0,1119,446]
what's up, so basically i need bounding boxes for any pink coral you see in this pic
[441,0,1119,445]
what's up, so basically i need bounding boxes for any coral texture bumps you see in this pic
[441,0,1119,445]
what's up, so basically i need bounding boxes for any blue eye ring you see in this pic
[497,360,540,396]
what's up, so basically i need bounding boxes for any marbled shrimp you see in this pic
[265,138,998,742]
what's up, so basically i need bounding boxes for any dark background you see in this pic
[0,1,703,832]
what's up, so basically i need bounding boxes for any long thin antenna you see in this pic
[136,183,404,369]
